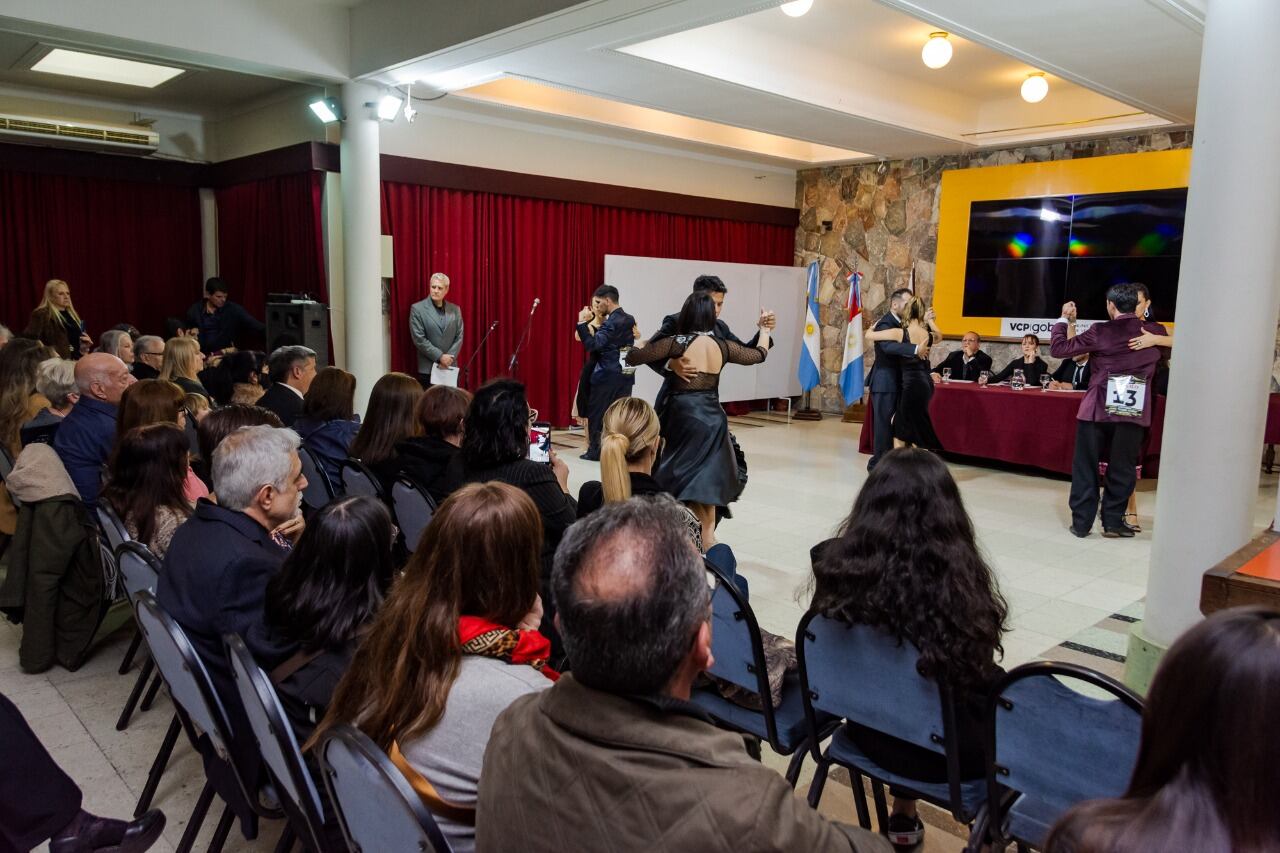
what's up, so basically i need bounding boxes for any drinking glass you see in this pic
[941,367,952,383]
[1040,374,1052,391]
[978,370,989,387]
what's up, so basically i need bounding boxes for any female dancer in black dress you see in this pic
[625,293,770,545]
[865,296,942,449]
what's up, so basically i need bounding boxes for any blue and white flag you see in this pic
[798,261,822,392]
[840,270,865,403]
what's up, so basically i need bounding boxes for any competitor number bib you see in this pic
[1105,375,1147,417]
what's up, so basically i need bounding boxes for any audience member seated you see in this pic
[20,357,79,448]
[930,331,993,383]
[389,384,469,505]
[194,404,283,490]
[460,379,576,662]
[118,379,209,504]
[294,367,361,485]
[349,372,424,493]
[477,497,890,853]
[157,337,211,403]
[576,396,702,550]
[111,323,141,342]
[313,483,554,852]
[223,350,266,406]
[98,329,134,368]
[990,334,1050,386]
[257,345,317,427]
[183,392,211,423]
[101,424,194,559]
[24,279,91,360]
[808,448,1008,850]
[1050,354,1092,391]
[250,495,393,742]
[1046,606,1280,853]
[1,340,58,458]
[131,335,165,381]
[53,353,136,508]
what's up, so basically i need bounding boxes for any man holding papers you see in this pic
[410,272,464,388]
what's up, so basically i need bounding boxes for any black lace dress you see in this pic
[894,329,942,449]
[626,334,768,507]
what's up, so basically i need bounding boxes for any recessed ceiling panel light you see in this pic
[780,0,814,17]
[31,48,184,88]
[1021,72,1049,103]
[921,32,952,69]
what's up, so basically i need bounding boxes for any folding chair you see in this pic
[689,560,835,787]
[970,661,1143,852]
[225,634,340,853]
[390,475,436,553]
[340,459,384,501]
[299,446,335,511]
[798,611,986,849]
[317,724,453,853]
[114,542,164,731]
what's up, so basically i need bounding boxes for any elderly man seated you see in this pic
[930,331,992,383]
[52,352,135,508]
[477,497,890,853]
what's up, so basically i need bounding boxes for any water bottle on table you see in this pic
[1011,368,1025,391]
[1040,373,1051,391]
[941,367,952,383]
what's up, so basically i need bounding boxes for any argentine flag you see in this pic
[840,271,865,403]
[798,261,822,392]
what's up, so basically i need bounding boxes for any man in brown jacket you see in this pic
[476,497,891,853]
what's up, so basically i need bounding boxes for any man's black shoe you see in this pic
[1102,526,1136,539]
[1069,525,1091,538]
[579,452,599,461]
[50,809,166,853]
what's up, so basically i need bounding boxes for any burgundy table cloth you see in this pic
[857,384,1280,477]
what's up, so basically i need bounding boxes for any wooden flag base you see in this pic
[794,408,822,421]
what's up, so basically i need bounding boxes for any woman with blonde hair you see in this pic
[158,336,211,403]
[24,279,91,359]
[864,295,942,449]
[310,482,553,852]
[576,397,703,550]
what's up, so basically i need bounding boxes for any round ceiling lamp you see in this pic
[780,0,813,17]
[921,32,952,69]
[1021,72,1049,103]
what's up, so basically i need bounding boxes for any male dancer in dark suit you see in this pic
[867,288,929,471]
[576,285,637,460]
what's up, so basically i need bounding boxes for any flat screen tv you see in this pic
[962,188,1186,322]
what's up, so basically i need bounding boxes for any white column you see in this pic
[322,171,347,370]
[340,82,386,415]
[198,187,218,284]
[1143,0,1280,648]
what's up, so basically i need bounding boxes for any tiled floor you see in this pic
[5,414,1276,851]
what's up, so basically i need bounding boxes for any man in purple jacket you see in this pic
[1051,283,1170,538]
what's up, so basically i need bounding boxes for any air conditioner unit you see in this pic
[0,113,159,155]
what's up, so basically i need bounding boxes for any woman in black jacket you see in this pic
[390,385,470,505]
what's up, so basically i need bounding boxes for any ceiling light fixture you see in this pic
[779,0,813,17]
[1021,72,1049,103]
[31,48,184,88]
[376,92,403,121]
[403,82,418,123]
[921,32,952,69]
[309,96,342,124]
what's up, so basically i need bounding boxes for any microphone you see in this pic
[488,320,499,330]
[530,298,541,315]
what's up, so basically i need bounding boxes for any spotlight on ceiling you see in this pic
[921,32,952,69]
[780,0,813,17]
[376,92,403,121]
[403,82,418,123]
[308,97,342,124]
[1021,72,1049,103]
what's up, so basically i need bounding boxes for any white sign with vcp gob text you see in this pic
[999,317,1100,338]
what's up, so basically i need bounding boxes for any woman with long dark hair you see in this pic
[388,384,471,505]
[101,423,195,558]
[350,372,423,492]
[0,340,58,457]
[224,350,266,406]
[250,495,394,740]
[294,367,360,485]
[809,447,1007,849]
[310,483,553,852]
[625,292,770,544]
[1046,606,1280,853]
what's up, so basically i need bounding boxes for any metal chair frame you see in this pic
[339,458,385,501]
[390,473,437,553]
[299,446,336,511]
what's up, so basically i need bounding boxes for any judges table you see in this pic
[858,383,1280,477]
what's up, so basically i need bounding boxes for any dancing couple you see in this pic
[865,288,943,471]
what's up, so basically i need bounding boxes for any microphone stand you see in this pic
[461,320,499,389]
[507,300,540,375]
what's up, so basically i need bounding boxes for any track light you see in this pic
[308,96,342,124]
[376,92,402,121]
[403,82,417,123]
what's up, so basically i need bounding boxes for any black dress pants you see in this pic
[585,377,633,458]
[868,390,899,471]
[0,691,81,852]
[1070,420,1143,531]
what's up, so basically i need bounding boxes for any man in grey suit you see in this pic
[409,272,464,387]
[867,288,928,472]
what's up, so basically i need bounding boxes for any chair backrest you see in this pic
[116,541,161,602]
[340,459,383,500]
[134,591,234,761]
[988,661,1144,848]
[97,500,131,553]
[798,612,947,755]
[391,475,435,552]
[318,724,453,853]
[1,445,19,509]
[224,634,332,852]
[299,446,335,510]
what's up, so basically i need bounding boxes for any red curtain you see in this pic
[381,182,794,424]
[215,172,327,343]
[0,168,202,342]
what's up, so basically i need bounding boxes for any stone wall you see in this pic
[794,131,1194,413]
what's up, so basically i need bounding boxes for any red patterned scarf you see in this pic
[458,616,559,681]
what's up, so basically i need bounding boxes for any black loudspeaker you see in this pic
[265,301,330,367]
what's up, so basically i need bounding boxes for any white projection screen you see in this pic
[603,255,807,404]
